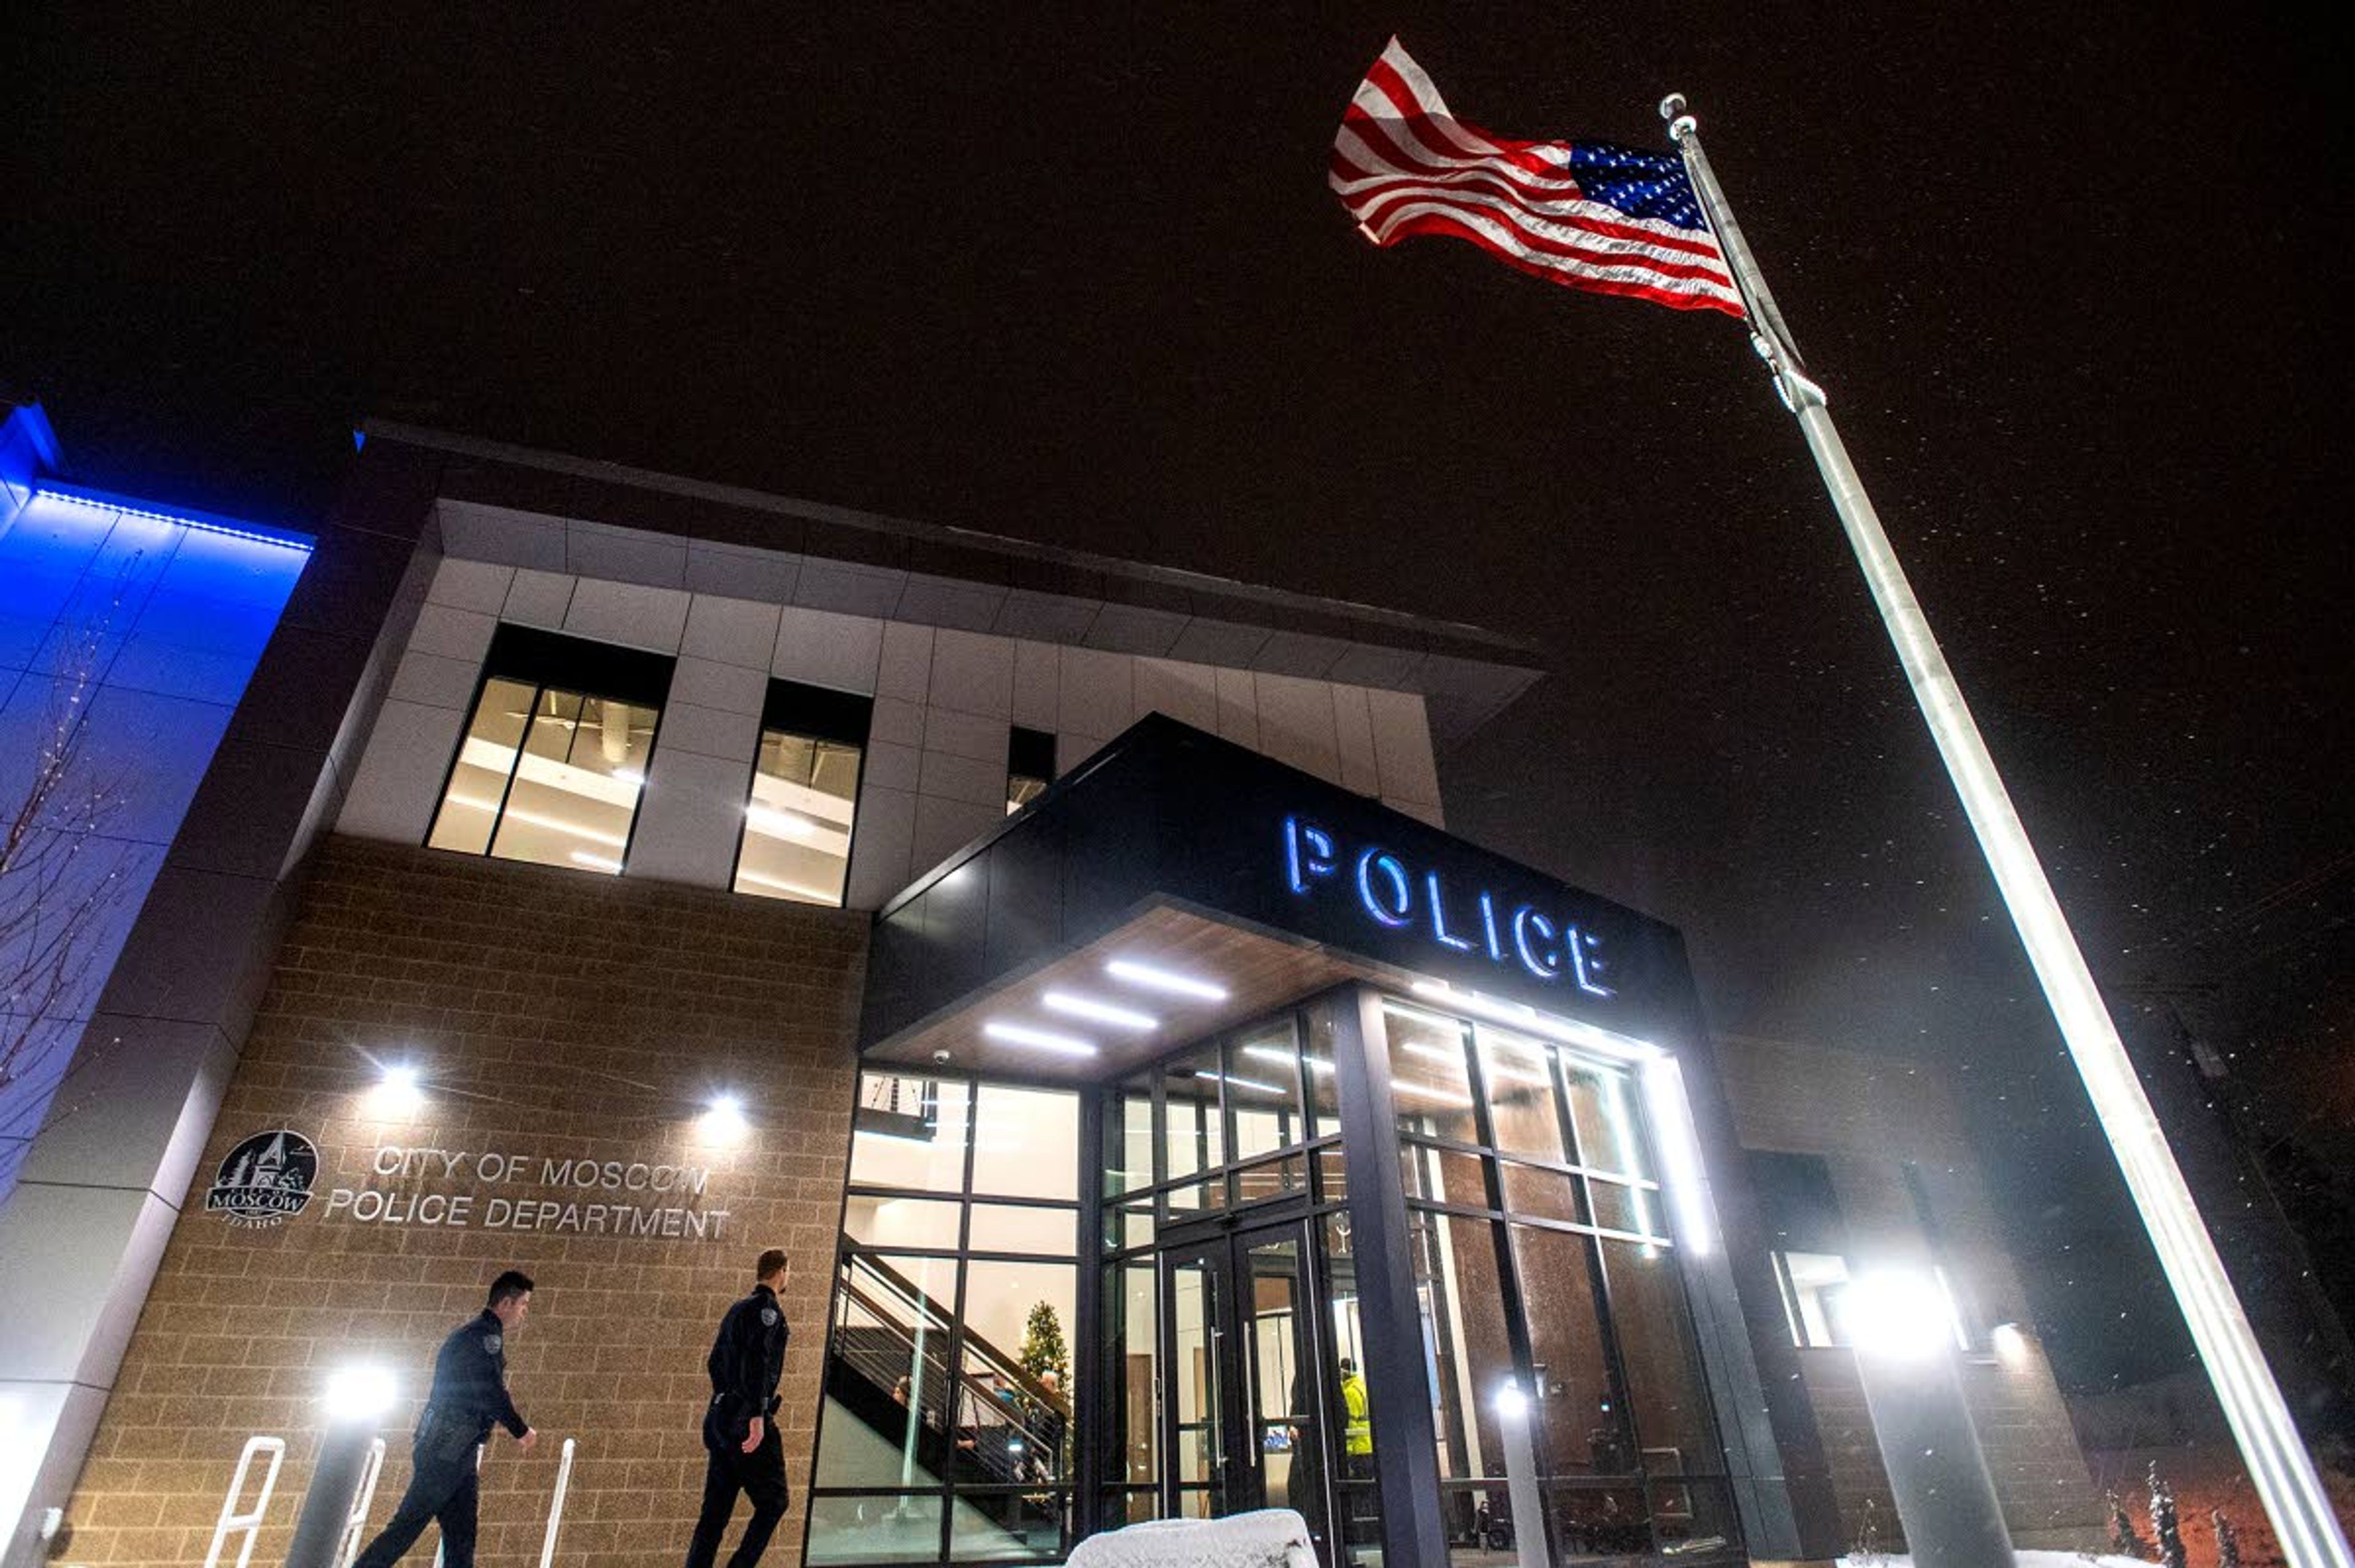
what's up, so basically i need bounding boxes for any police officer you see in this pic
[353,1270,540,1568]
[684,1249,792,1568]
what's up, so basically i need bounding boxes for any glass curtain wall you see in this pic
[808,1074,1079,1565]
[1380,998,1736,1564]
[808,988,1734,1568]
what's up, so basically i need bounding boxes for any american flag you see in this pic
[1328,39,1745,317]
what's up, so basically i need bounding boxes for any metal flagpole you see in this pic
[1657,93,2353,1568]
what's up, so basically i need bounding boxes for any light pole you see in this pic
[1494,1380,1550,1568]
[283,1367,396,1568]
[1845,1270,2015,1568]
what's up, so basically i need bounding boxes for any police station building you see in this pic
[0,406,2104,1567]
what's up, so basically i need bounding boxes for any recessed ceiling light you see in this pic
[1043,991,1157,1030]
[982,1022,1099,1057]
[1105,959,1228,1002]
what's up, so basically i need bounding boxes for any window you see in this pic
[814,1073,1081,1564]
[1006,726,1054,815]
[426,626,670,874]
[735,679,870,906]
[1774,1250,1855,1348]
[1373,996,1724,1561]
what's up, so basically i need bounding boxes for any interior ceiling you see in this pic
[864,904,1369,1082]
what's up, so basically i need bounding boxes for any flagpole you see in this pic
[1658,94,2353,1568]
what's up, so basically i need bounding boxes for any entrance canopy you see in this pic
[860,716,1699,1080]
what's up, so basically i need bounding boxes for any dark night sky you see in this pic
[7,5,2350,1393]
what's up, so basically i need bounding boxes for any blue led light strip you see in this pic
[28,483,314,554]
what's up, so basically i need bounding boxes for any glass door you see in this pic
[1166,1239,1233,1520]
[1162,1220,1325,1538]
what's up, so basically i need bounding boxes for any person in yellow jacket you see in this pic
[1338,1357,1374,1478]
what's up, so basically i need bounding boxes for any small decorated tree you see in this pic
[1016,1300,1071,1484]
[1019,1300,1071,1388]
[2148,1461,2184,1568]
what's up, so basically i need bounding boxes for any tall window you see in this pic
[426,626,670,874]
[1379,998,1734,1564]
[1006,726,1055,815]
[810,1073,1080,1565]
[735,679,870,906]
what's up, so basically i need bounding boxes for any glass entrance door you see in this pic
[1163,1220,1325,1540]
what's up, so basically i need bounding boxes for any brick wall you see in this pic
[1715,1035,2108,1551]
[60,836,865,1568]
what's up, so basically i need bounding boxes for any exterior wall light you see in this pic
[370,1065,425,1117]
[1989,1321,2031,1371]
[701,1095,749,1140]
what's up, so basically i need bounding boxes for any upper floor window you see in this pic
[1006,725,1055,815]
[426,626,670,875]
[734,679,870,906]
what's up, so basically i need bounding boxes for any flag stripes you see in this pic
[1328,39,1745,316]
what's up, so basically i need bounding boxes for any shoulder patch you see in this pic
[760,1307,779,1328]
[483,1332,503,1355]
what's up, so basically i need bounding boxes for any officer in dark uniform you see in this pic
[684,1249,792,1568]
[353,1270,540,1568]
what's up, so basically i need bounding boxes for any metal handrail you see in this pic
[334,1438,387,1568]
[203,1436,285,1568]
[843,1254,1070,1418]
[835,1254,1070,1486]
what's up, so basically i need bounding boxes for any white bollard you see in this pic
[204,1436,287,1568]
[535,1439,576,1568]
[333,1439,387,1568]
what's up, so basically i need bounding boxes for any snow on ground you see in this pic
[1840,1556,2147,1568]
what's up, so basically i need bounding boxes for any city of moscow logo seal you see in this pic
[205,1129,320,1228]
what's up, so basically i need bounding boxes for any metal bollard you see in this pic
[535,1439,576,1568]
[284,1424,383,1568]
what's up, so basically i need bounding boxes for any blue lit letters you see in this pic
[1281,814,1612,996]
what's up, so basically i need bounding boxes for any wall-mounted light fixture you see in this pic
[700,1094,749,1140]
[369,1063,426,1117]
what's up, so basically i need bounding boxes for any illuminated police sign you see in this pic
[1282,814,1612,996]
